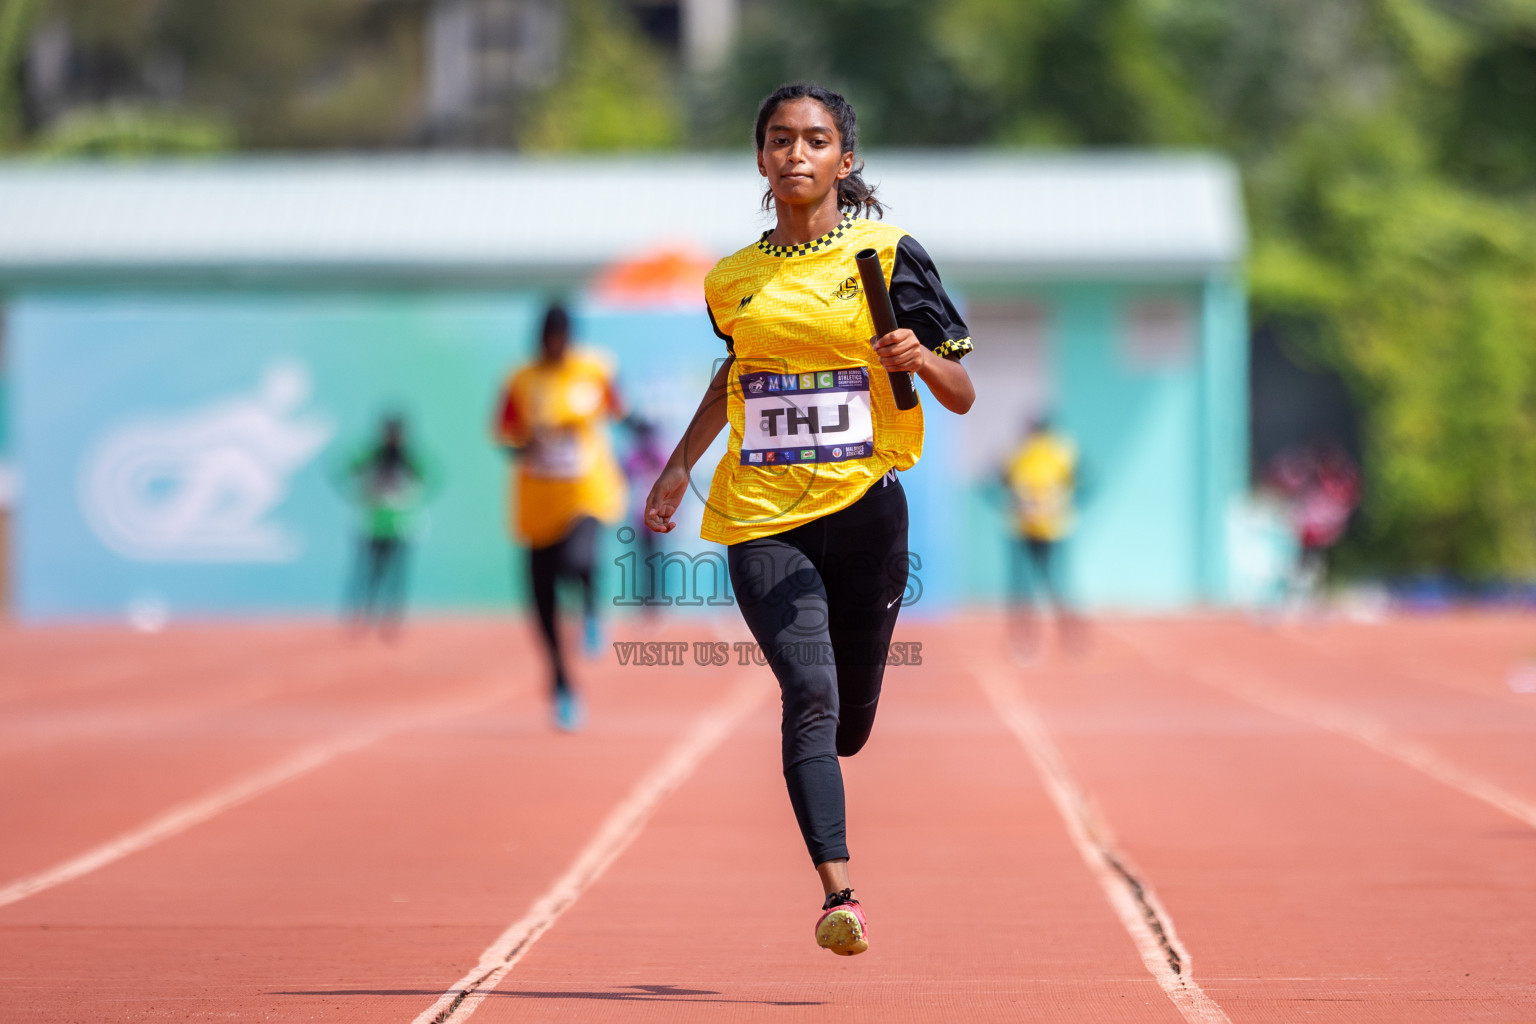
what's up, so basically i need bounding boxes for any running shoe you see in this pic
[583,615,604,658]
[553,690,584,732]
[815,888,869,956]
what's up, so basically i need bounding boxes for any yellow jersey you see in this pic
[495,348,627,548]
[1007,432,1077,542]
[701,216,972,545]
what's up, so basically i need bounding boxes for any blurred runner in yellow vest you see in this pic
[494,303,627,731]
[1003,417,1081,658]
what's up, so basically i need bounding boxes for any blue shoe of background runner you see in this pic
[554,691,584,732]
[583,615,604,658]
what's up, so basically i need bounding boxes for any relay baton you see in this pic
[855,248,919,411]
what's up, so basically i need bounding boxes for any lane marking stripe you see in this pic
[975,668,1232,1024]
[0,681,514,911]
[1143,643,1536,833]
[411,676,766,1024]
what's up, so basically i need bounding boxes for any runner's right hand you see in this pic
[645,461,689,533]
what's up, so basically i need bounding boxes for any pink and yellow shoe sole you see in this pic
[815,905,869,956]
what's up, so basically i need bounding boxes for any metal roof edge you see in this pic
[0,147,1239,175]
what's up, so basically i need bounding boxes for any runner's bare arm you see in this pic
[492,385,528,458]
[604,377,628,422]
[645,355,734,533]
[872,330,975,414]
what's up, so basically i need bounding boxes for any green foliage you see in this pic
[6,0,680,151]
[1442,38,1536,191]
[522,0,681,152]
[4,0,425,150]
[697,0,992,147]
[1224,6,1536,578]
[1252,127,1536,573]
[31,103,229,155]
[156,0,424,148]
[700,0,1203,148]
[0,0,41,150]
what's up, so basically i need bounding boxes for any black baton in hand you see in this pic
[855,248,919,411]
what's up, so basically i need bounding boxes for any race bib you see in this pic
[739,367,875,466]
[526,428,585,478]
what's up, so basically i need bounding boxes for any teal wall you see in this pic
[1060,283,1200,607]
[6,272,1246,621]
[0,315,9,463]
[0,370,9,463]
[1199,275,1251,602]
[960,275,1249,611]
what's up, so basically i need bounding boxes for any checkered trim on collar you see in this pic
[756,215,855,258]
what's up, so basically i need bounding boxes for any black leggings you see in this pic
[727,473,910,865]
[347,536,408,633]
[1011,536,1062,609]
[528,516,599,697]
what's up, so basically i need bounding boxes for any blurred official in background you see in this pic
[340,414,430,641]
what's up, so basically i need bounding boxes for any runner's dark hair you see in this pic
[540,302,570,342]
[372,414,410,477]
[754,82,882,219]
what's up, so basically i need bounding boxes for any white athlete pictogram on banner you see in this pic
[79,363,333,562]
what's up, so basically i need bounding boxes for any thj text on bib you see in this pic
[738,367,875,466]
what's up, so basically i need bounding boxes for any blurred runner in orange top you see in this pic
[494,303,627,731]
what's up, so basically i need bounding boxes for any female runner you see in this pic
[644,82,975,955]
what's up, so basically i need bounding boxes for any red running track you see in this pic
[2,612,1535,1022]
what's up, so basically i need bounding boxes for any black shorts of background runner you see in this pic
[527,515,599,697]
[727,472,910,866]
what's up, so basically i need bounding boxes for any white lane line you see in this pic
[1283,626,1536,710]
[1128,635,1536,833]
[975,668,1232,1024]
[411,676,767,1024]
[0,680,514,911]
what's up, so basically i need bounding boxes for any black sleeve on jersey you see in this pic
[707,304,734,354]
[889,235,973,361]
